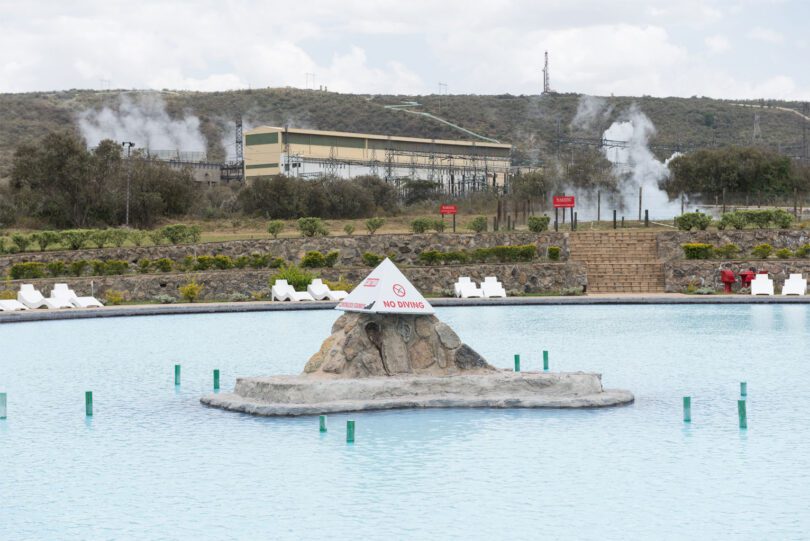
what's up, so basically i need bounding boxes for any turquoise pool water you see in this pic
[1,305,809,540]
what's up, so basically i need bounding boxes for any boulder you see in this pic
[303,312,492,378]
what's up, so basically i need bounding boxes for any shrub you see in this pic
[794,244,810,258]
[772,209,794,229]
[547,245,561,261]
[740,210,773,229]
[104,260,129,275]
[0,290,16,300]
[418,249,442,265]
[411,218,432,233]
[324,250,339,267]
[270,265,315,291]
[343,223,355,236]
[431,219,446,233]
[527,215,551,233]
[468,216,488,233]
[751,243,773,259]
[69,260,89,277]
[179,280,203,303]
[194,255,215,271]
[178,255,196,271]
[297,217,329,237]
[9,262,46,280]
[153,294,176,304]
[104,290,125,305]
[365,217,385,235]
[46,261,66,277]
[88,229,111,249]
[154,258,174,272]
[90,259,106,275]
[213,255,234,270]
[713,243,740,259]
[681,243,714,260]
[362,252,384,267]
[108,228,130,247]
[227,293,251,302]
[161,224,201,244]
[11,234,31,252]
[301,251,326,268]
[248,252,270,269]
[129,230,147,247]
[775,248,793,259]
[0,238,6,254]
[267,220,285,239]
[441,251,468,264]
[60,230,92,250]
[31,231,60,251]
[137,259,152,273]
[674,212,712,231]
[234,255,250,269]
[148,229,166,245]
[324,276,353,292]
[718,212,747,230]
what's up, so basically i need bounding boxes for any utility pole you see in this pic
[122,142,135,226]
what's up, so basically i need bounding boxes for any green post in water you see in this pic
[740,381,747,397]
[543,350,549,371]
[213,369,220,391]
[319,415,327,432]
[514,354,520,372]
[738,399,747,429]
[683,396,691,423]
[85,391,93,417]
[0,392,6,419]
[346,420,355,443]
[174,364,181,386]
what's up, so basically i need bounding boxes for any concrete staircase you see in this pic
[569,231,665,293]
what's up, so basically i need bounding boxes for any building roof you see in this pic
[247,126,511,149]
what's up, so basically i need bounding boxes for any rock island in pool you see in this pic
[201,259,633,415]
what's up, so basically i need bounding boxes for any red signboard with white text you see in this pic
[553,196,576,208]
[440,204,458,215]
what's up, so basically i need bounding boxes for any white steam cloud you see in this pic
[601,104,681,219]
[571,95,612,131]
[220,118,255,162]
[77,93,207,154]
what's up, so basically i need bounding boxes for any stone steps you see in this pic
[569,231,665,293]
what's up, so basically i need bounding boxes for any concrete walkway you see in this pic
[1,294,809,324]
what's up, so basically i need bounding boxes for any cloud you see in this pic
[705,35,731,54]
[748,27,785,44]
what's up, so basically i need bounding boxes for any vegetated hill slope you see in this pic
[0,87,806,179]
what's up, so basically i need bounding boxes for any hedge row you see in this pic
[0,224,202,254]
[675,210,794,231]
[682,242,810,260]
[8,252,283,280]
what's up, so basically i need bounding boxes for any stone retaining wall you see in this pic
[0,262,586,302]
[657,230,810,261]
[664,260,810,292]
[0,232,569,274]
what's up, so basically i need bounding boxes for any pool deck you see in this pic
[1,293,809,324]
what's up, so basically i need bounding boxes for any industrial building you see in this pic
[244,126,512,194]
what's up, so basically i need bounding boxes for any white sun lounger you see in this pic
[51,283,104,308]
[481,276,507,298]
[307,279,347,301]
[0,299,28,311]
[18,284,72,309]
[781,273,807,296]
[750,273,774,296]
[271,280,314,302]
[453,277,483,298]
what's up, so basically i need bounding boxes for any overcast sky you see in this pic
[0,0,805,99]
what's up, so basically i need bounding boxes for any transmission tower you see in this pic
[542,51,551,94]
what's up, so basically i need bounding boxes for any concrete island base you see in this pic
[200,371,634,416]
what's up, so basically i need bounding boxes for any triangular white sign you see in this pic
[336,258,435,315]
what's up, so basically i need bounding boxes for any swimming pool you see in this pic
[1,305,808,540]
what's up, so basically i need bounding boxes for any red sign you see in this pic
[553,196,575,208]
[440,204,458,215]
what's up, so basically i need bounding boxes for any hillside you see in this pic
[0,88,807,179]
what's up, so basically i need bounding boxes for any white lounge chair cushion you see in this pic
[453,277,473,297]
[50,284,104,308]
[18,284,68,309]
[751,274,774,296]
[781,274,807,296]
[0,300,28,311]
[458,283,483,298]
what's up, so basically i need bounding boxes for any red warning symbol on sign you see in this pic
[392,283,406,297]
